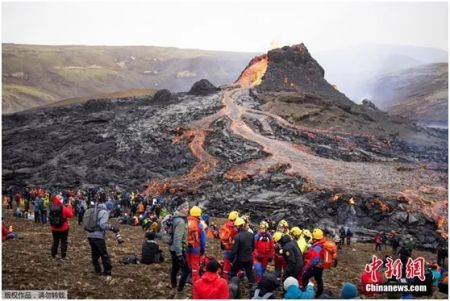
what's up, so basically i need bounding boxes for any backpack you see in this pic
[120,254,139,265]
[187,217,200,246]
[252,289,273,299]
[83,205,100,232]
[322,239,338,269]
[49,204,64,227]
[256,232,273,256]
[219,223,234,250]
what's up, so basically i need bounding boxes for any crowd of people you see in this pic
[2,188,449,299]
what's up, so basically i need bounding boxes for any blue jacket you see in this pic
[284,285,315,299]
[34,197,42,212]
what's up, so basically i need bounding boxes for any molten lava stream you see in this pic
[144,127,218,195]
[222,88,447,199]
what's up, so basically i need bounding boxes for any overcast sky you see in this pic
[2,1,448,53]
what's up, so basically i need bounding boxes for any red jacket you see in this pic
[2,223,10,241]
[193,272,229,299]
[50,197,73,232]
[360,270,382,296]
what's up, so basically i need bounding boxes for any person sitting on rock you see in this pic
[141,231,164,264]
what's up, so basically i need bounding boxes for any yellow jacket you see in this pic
[297,235,309,254]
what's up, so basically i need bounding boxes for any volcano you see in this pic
[2,44,448,248]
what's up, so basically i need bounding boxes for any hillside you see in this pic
[2,44,255,114]
[367,63,448,123]
[315,44,448,102]
[41,88,156,109]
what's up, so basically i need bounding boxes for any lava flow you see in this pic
[236,54,268,87]
[145,128,218,195]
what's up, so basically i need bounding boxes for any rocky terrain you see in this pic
[2,210,440,299]
[3,44,448,251]
[366,63,448,124]
[2,44,255,113]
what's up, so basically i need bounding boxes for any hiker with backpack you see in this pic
[273,230,303,281]
[230,217,256,285]
[254,221,274,282]
[302,228,333,297]
[219,211,239,280]
[187,206,206,283]
[193,258,229,299]
[141,231,164,264]
[169,198,190,295]
[49,195,74,259]
[84,199,120,276]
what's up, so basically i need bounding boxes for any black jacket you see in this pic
[230,228,254,263]
[141,240,162,264]
[280,235,303,278]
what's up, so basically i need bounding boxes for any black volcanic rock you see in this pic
[2,93,224,191]
[188,79,219,96]
[152,89,172,103]
[257,44,354,109]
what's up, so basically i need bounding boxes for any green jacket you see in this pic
[169,211,188,256]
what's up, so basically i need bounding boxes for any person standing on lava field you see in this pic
[169,199,190,295]
[230,217,256,286]
[273,231,288,279]
[374,233,383,251]
[344,226,353,246]
[49,195,74,259]
[33,194,42,223]
[84,199,120,276]
[253,221,274,282]
[302,228,326,297]
[186,206,206,284]
[274,229,303,283]
[219,211,239,280]
[339,226,346,247]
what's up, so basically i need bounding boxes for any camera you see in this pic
[114,232,124,244]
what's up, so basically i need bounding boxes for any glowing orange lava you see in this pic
[237,55,268,87]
